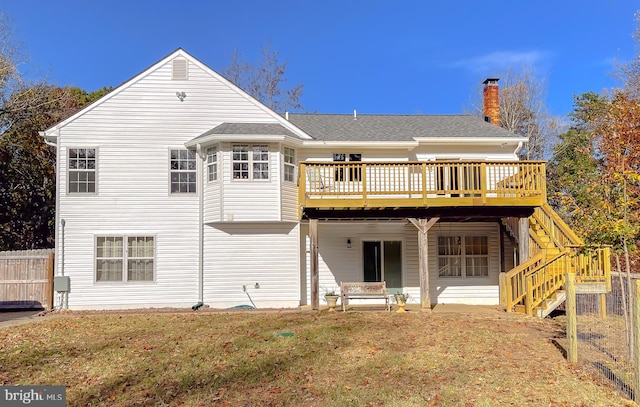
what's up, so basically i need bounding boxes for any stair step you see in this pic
[537,292,567,318]
[513,304,526,314]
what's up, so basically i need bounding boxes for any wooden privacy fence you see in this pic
[0,249,54,310]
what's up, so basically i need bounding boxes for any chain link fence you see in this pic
[574,272,639,401]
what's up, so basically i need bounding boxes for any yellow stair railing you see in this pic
[503,204,611,316]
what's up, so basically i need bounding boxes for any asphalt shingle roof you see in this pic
[195,123,298,139]
[286,113,520,141]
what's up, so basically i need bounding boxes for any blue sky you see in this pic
[0,0,637,117]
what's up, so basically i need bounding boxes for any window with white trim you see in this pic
[232,144,269,180]
[170,149,196,193]
[333,152,361,181]
[96,236,155,282]
[68,148,96,193]
[207,147,218,182]
[438,236,488,278]
[283,147,296,182]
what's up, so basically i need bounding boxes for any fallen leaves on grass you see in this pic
[0,311,635,406]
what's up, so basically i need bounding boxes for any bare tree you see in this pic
[0,13,65,136]
[613,12,640,98]
[468,66,562,159]
[222,42,304,113]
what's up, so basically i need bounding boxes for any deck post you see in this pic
[518,217,530,265]
[408,217,439,312]
[599,293,607,319]
[310,219,319,310]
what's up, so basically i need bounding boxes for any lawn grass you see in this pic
[0,309,636,406]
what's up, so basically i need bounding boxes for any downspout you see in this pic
[40,131,64,307]
[514,141,524,158]
[60,219,65,277]
[197,144,205,307]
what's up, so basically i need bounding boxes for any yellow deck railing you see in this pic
[502,203,611,315]
[298,161,546,211]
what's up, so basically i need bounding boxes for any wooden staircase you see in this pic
[501,203,611,317]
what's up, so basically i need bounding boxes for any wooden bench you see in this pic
[340,281,390,312]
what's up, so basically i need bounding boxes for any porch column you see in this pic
[310,219,319,310]
[408,217,440,311]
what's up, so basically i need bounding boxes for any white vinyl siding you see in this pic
[55,52,285,309]
[302,222,414,305]
[221,143,281,221]
[203,223,300,308]
[301,222,500,307]
[431,223,500,305]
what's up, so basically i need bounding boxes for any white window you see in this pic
[465,236,489,277]
[96,236,155,282]
[232,144,269,180]
[170,149,196,193]
[284,147,296,182]
[333,152,361,181]
[207,147,218,182]
[438,236,488,278]
[68,148,96,193]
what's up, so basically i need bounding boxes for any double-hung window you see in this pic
[232,144,269,180]
[437,236,488,278]
[283,147,296,182]
[170,149,196,193]
[207,147,218,182]
[96,236,155,282]
[68,148,96,193]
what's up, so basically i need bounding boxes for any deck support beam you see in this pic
[518,217,530,265]
[408,217,440,311]
[310,219,319,310]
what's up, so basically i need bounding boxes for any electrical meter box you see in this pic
[54,276,70,292]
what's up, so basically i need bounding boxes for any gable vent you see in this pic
[172,58,188,80]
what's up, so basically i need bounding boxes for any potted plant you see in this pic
[393,293,409,313]
[324,290,340,312]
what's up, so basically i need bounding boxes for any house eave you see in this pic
[412,136,529,144]
[185,134,295,148]
[301,140,420,149]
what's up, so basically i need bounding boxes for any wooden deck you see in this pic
[299,161,546,215]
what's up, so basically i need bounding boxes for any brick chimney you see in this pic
[483,78,499,125]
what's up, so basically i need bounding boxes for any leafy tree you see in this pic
[548,90,640,359]
[222,42,304,113]
[547,92,605,232]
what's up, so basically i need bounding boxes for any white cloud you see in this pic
[451,50,551,73]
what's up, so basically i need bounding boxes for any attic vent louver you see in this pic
[172,58,188,80]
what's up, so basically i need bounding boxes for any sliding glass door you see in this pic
[363,240,402,294]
